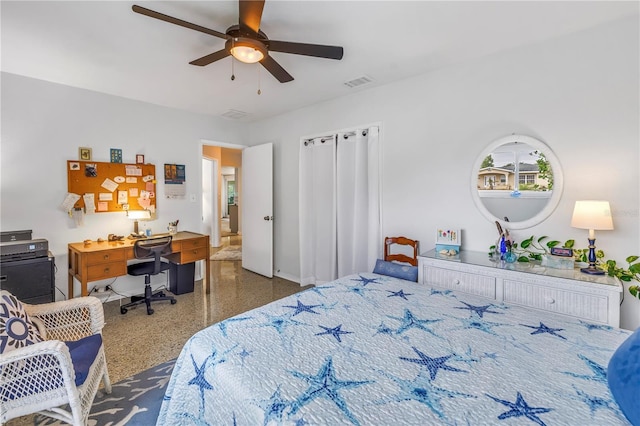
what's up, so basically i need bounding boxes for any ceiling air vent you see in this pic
[343,75,374,88]
[221,109,249,120]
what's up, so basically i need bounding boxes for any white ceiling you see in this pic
[2,1,637,122]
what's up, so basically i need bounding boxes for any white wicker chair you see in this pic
[0,296,112,425]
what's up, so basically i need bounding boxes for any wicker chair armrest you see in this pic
[0,340,76,404]
[24,297,105,342]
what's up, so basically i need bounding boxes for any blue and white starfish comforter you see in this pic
[157,273,632,425]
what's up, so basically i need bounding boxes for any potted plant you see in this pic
[490,235,640,297]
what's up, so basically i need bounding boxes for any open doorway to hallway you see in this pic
[202,144,243,249]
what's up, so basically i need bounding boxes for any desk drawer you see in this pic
[422,266,496,299]
[180,238,208,250]
[87,249,126,264]
[179,246,208,263]
[87,262,126,280]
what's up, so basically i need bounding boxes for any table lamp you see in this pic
[570,200,613,275]
[127,210,151,236]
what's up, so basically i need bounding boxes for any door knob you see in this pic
[264,216,273,221]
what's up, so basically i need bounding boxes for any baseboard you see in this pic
[273,270,301,285]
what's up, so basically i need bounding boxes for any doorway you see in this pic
[202,143,243,249]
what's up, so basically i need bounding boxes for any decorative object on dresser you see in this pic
[435,228,460,256]
[419,249,622,327]
[571,200,614,275]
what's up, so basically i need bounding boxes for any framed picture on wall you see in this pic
[79,147,92,161]
[136,154,145,164]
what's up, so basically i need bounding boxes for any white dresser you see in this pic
[418,249,622,327]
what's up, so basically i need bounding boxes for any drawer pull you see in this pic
[104,267,110,273]
[453,279,460,285]
[546,297,555,304]
[103,255,109,260]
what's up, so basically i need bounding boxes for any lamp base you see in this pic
[580,266,605,275]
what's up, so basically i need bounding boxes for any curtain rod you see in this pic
[304,128,373,145]
[303,135,334,146]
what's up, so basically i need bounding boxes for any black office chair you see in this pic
[121,236,177,315]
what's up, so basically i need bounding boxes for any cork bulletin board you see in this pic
[66,160,156,213]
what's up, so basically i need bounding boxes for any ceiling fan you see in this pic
[132,1,344,83]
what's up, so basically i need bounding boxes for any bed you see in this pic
[157,272,634,425]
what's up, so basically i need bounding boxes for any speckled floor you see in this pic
[6,235,311,425]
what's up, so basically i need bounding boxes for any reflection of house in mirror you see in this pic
[477,162,550,191]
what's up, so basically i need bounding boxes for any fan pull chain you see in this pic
[230,40,236,81]
[257,64,261,95]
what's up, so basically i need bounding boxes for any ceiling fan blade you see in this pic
[190,49,231,66]
[132,5,229,40]
[260,55,294,83]
[239,0,265,36]
[268,40,344,60]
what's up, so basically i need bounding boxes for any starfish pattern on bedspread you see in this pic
[258,312,306,335]
[485,391,552,426]
[217,316,251,337]
[388,308,442,336]
[315,324,353,342]
[455,301,501,318]
[521,322,567,340]
[350,275,381,286]
[378,370,474,420]
[455,315,506,336]
[399,346,466,380]
[572,386,622,417]
[283,300,322,316]
[562,354,608,384]
[289,357,372,425]
[258,386,290,425]
[578,320,614,332]
[386,289,413,300]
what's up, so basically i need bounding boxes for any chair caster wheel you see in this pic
[157,292,165,297]
[171,299,177,305]
[147,308,154,315]
[120,307,127,315]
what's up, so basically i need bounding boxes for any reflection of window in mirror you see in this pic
[471,135,563,230]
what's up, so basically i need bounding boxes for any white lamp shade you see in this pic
[127,210,151,220]
[571,200,614,230]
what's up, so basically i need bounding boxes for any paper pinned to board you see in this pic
[101,178,118,192]
[83,193,96,214]
[60,193,81,213]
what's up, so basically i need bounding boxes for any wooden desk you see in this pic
[68,231,210,298]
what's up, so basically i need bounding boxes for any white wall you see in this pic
[1,73,244,299]
[247,17,640,329]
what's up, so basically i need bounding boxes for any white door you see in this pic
[242,143,273,277]
[202,158,221,247]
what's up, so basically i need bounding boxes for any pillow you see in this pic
[608,327,640,425]
[65,334,103,386]
[373,259,418,282]
[0,290,43,354]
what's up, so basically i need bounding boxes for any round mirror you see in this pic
[470,134,563,230]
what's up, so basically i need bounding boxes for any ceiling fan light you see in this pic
[231,45,264,64]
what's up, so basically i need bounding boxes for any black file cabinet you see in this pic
[0,255,55,304]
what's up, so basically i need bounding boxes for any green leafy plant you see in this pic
[490,235,640,297]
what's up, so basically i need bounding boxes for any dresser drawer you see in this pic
[87,249,126,264]
[503,280,609,323]
[87,262,126,280]
[422,266,496,299]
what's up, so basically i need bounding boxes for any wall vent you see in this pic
[343,75,374,88]
[221,109,249,120]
